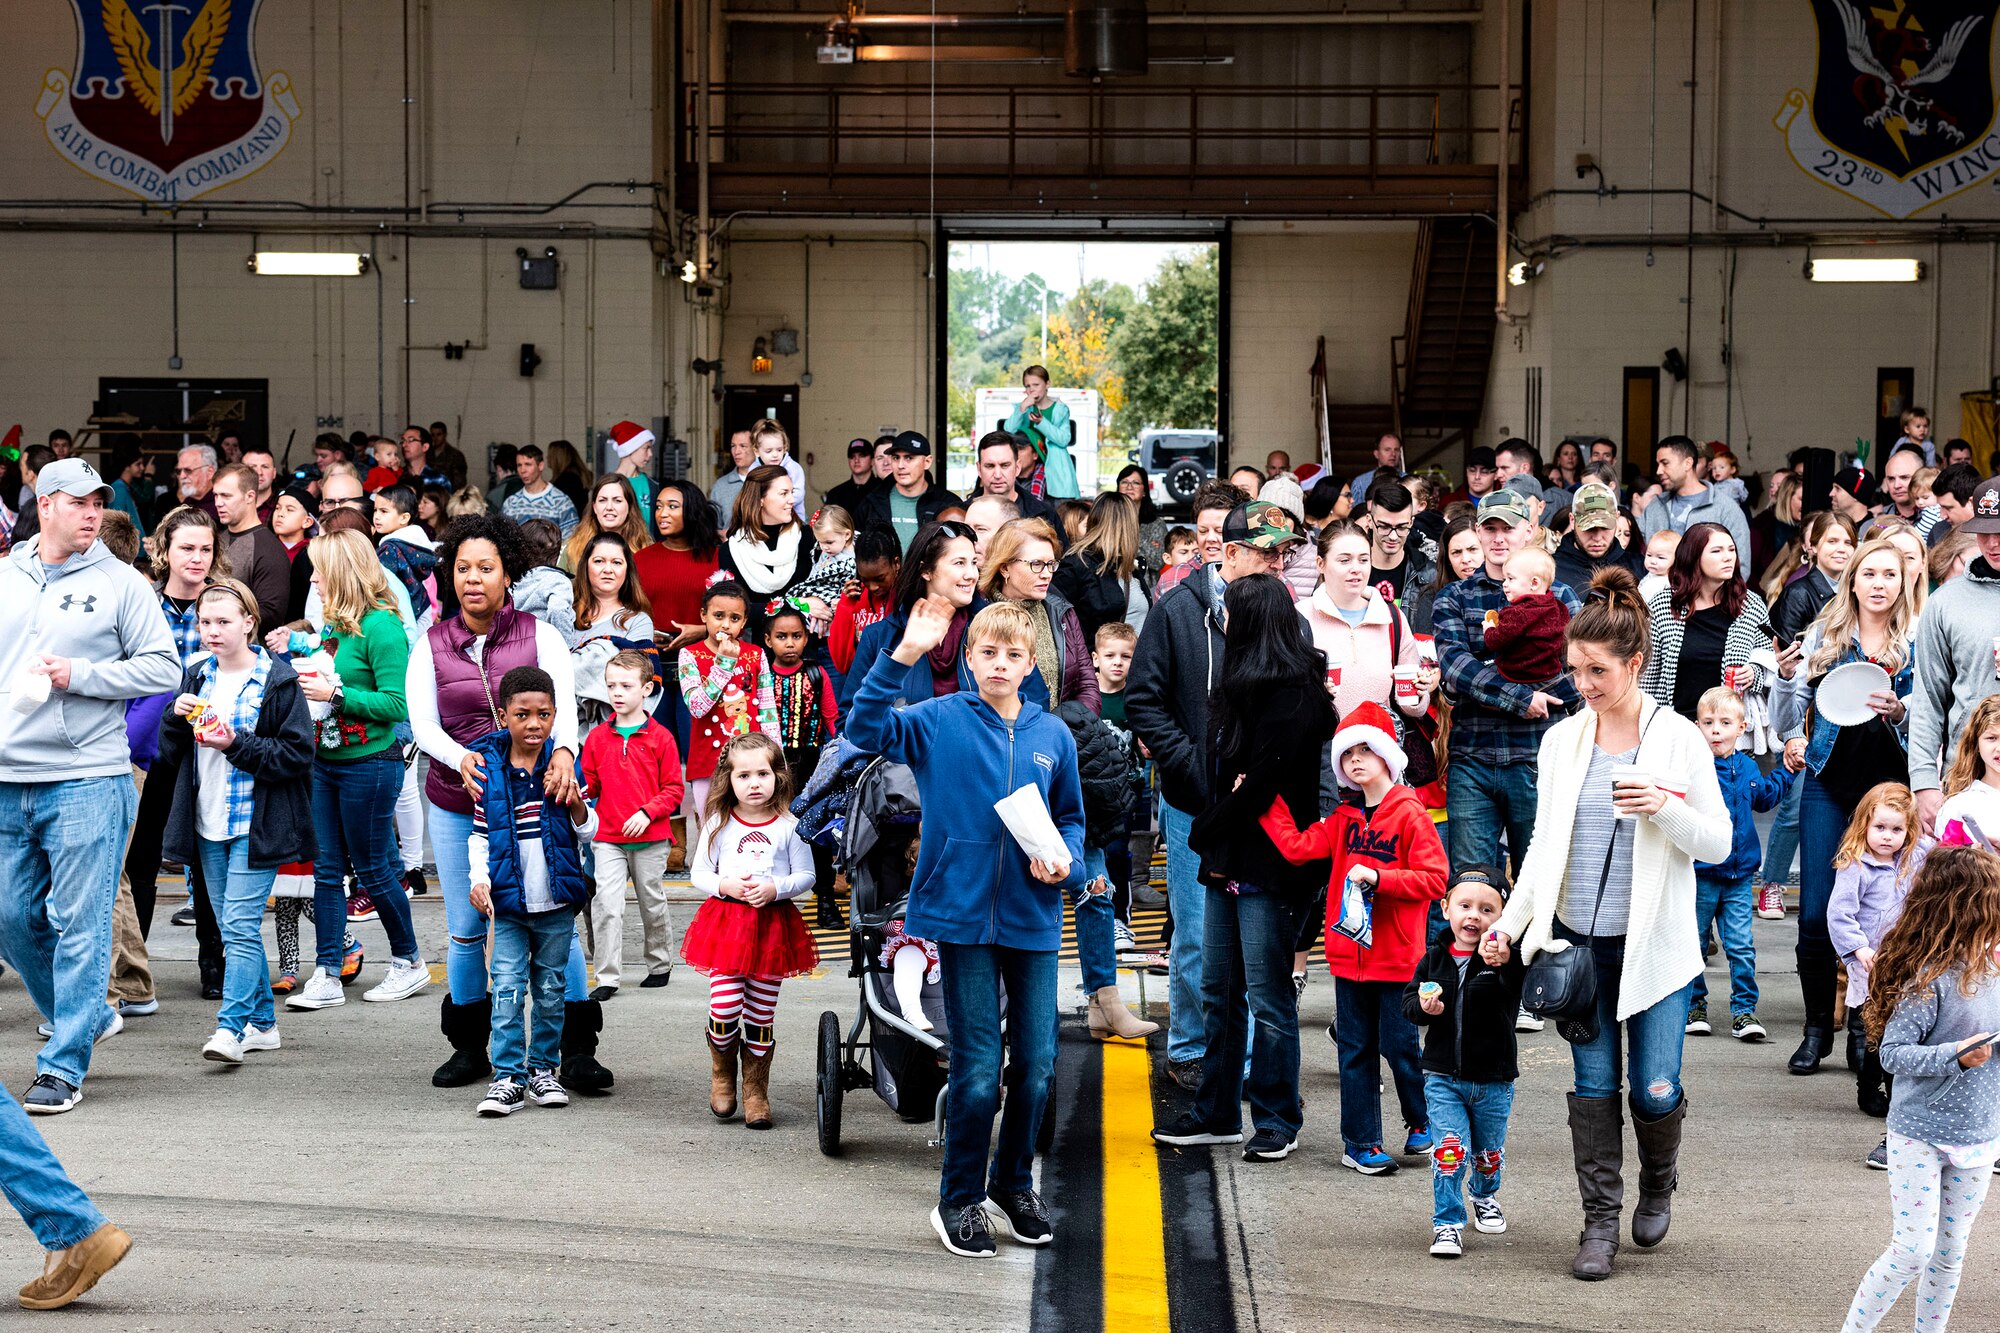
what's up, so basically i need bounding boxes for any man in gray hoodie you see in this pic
[0,459,180,1114]
[1911,476,2000,834]
[1635,435,1752,566]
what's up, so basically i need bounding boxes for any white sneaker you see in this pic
[239,1025,281,1053]
[202,1029,244,1064]
[97,1008,123,1043]
[478,1077,525,1117]
[1470,1195,1507,1234]
[527,1070,569,1107]
[1430,1224,1464,1258]
[362,958,433,1003]
[1515,1007,1544,1033]
[286,968,345,1010]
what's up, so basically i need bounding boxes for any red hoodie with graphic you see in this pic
[1260,786,1447,984]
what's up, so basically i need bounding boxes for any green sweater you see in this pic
[318,606,410,761]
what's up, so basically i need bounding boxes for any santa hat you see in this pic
[1330,700,1408,788]
[608,420,654,459]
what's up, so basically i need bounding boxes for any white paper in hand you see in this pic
[994,783,1070,873]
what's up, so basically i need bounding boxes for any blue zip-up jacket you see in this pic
[1696,750,1795,880]
[836,599,988,714]
[469,729,589,917]
[845,652,1085,950]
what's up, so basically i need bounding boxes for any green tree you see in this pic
[1114,249,1219,431]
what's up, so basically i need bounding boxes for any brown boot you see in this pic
[1567,1093,1624,1281]
[1630,1096,1686,1249]
[18,1223,132,1310]
[708,1019,738,1120]
[1087,985,1160,1040]
[741,1023,775,1129]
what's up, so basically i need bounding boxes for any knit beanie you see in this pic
[1330,700,1408,788]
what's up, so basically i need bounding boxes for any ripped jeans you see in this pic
[1423,1072,1514,1229]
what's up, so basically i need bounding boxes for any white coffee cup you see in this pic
[1392,666,1421,703]
[1609,762,1649,819]
[9,668,50,715]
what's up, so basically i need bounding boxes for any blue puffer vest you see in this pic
[470,728,587,916]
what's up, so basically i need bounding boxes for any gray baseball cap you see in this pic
[35,458,113,502]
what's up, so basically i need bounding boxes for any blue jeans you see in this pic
[1759,776,1801,884]
[1075,847,1117,992]
[1691,873,1758,1015]
[0,1080,109,1248]
[196,835,277,1038]
[434,799,592,1004]
[488,907,575,1077]
[1334,976,1428,1155]
[1190,886,1302,1140]
[311,755,418,968]
[1556,923,1690,1119]
[1445,753,1538,877]
[1423,1073,1514,1228]
[1160,799,1206,1063]
[1797,773,1849,982]
[0,775,136,1088]
[937,942,1057,1212]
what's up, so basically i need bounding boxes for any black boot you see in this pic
[1789,959,1838,1074]
[558,999,615,1095]
[1630,1097,1686,1249]
[1858,1044,1891,1118]
[432,995,492,1088]
[1846,1006,1866,1074]
[1567,1093,1624,1280]
[199,959,224,1001]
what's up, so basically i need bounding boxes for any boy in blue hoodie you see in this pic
[845,598,1085,1261]
[467,667,598,1118]
[1688,686,1797,1042]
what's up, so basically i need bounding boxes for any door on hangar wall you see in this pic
[96,378,273,464]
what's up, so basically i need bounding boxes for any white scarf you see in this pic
[727,524,803,595]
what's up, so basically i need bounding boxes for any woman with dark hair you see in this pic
[1406,513,1482,635]
[635,479,721,652]
[1547,440,1584,492]
[1640,522,1772,719]
[1116,464,1169,591]
[1484,566,1728,1280]
[1155,574,1335,1161]
[719,464,816,642]
[404,513,613,1094]
[838,520,984,712]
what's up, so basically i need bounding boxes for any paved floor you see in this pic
[3,895,1996,1331]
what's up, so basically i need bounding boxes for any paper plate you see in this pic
[1815,661,1893,727]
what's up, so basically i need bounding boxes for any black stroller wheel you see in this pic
[816,1010,845,1156]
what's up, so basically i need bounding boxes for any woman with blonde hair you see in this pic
[562,474,653,572]
[287,528,429,1013]
[978,517,1097,710]
[446,485,488,518]
[1053,491,1140,643]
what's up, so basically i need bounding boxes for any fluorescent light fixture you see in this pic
[248,251,369,277]
[1805,257,1923,283]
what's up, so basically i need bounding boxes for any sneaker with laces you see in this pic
[1244,1129,1299,1161]
[1342,1145,1399,1175]
[22,1074,81,1114]
[240,1025,281,1053]
[346,893,378,922]
[1685,999,1711,1035]
[478,1077,526,1117]
[1866,1138,1889,1170]
[527,1070,569,1107]
[1755,883,1787,920]
[1430,1224,1464,1258]
[982,1190,1054,1245]
[1515,1007,1544,1033]
[931,1203,998,1257]
[286,968,346,1010]
[1152,1114,1243,1147]
[1731,1011,1767,1041]
[38,1007,124,1044]
[363,957,433,1003]
[170,905,196,927]
[201,1029,244,1064]
[1470,1195,1507,1234]
[1113,919,1140,956]
[1292,972,1307,1004]
[1404,1126,1433,1155]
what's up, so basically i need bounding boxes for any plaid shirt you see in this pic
[194,651,272,840]
[160,592,206,669]
[1432,567,1582,765]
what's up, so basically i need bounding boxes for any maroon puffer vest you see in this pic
[423,603,543,815]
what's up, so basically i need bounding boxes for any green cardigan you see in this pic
[318,606,410,761]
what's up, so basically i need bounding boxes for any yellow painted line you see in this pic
[1101,1040,1170,1333]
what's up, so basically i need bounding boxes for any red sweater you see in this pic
[581,717,686,845]
[1260,786,1447,984]
[828,587,891,674]
[1484,591,1570,684]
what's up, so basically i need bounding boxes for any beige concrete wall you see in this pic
[1229,221,1419,462]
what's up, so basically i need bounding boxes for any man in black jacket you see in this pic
[1552,484,1643,593]
[960,431,1062,536]
[822,437,879,519]
[858,430,957,552]
[1127,501,1307,1090]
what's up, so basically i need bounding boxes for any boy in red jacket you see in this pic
[582,650,686,996]
[1261,700,1448,1177]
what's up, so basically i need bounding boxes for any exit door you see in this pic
[721,385,801,471]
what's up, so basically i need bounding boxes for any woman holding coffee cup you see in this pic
[1482,566,1729,1281]
[1639,523,1772,721]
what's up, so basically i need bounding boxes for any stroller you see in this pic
[813,756,1054,1157]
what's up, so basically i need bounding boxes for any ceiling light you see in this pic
[249,251,369,277]
[1805,257,1923,283]
[1507,260,1544,287]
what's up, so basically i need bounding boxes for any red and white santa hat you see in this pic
[608,420,654,458]
[1330,700,1408,788]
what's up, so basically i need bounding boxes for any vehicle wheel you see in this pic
[816,1010,844,1156]
[1163,458,1205,505]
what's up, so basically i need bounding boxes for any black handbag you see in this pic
[1520,826,1619,1036]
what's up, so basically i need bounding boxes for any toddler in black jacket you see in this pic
[1402,864,1527,1259]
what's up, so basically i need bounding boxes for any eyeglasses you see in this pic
[322,494,364,509]
[1017,559,1058,575]
[1372,521,1414,537]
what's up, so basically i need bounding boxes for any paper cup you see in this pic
[1392,666,1421,703]
[1609,763,1649,819]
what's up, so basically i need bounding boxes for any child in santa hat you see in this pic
[1260,699,1448,1178]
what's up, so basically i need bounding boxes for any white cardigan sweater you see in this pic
[1493,695,1731,1021]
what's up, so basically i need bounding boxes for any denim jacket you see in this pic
[1772,624,1913,777]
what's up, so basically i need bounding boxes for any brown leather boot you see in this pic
[1567,1092,1625,1281]
[741,1023,775,1129]
[1087,985,1160,1040]
[18,1223,132,1310]
[1630,1097,1687,1249]
[708,1019,738,1120]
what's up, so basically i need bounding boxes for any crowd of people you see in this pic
[2,404,1998,1330]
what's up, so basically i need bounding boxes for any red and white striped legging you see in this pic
[708,975,782,1055]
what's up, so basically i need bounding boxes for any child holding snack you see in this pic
[677,580,778,817]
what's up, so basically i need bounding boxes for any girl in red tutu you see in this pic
[683,734,818,1129]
